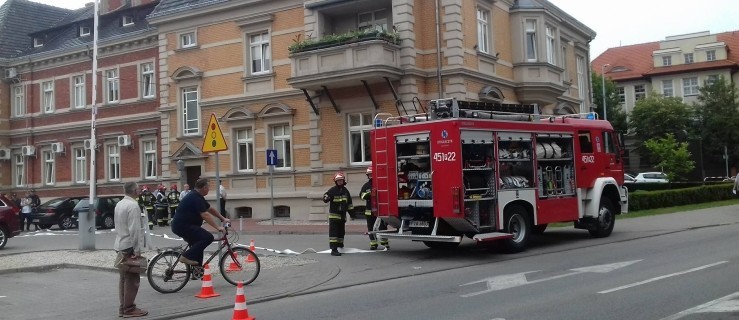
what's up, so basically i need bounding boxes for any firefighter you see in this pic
[138,186,155,230]
[155,184,169,226]
[323,172,353,256]
[167,184,180,222]
[360,166,389,250]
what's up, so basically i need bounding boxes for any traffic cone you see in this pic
[232,281,255,320]
[195,264,221,299]
[227,252,240,272]
[247,239,256,263]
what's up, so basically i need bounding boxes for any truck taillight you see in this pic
[371,188,378,215]
[452,187,461,214]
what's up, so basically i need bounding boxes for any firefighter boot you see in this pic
[370,244,378,250]
[331,249,342,256]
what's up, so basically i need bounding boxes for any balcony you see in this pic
[512,62,568,106]
[287,35,402,91]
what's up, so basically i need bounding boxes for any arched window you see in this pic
[479,86,505,102]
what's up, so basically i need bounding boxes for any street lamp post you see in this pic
[601,63,610,121]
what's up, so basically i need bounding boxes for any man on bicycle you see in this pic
[171,178,230,266]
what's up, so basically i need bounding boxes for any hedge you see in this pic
[629,183,734,211]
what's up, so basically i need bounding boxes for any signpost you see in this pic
[266,149,277,225]
[202,114,228,218]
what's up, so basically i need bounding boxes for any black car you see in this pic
[30,196,86,230]
[72,196,123,229]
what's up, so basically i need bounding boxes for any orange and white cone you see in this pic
[247,239,256,263]
[227,252,240,272]
[232,281,255,320]
[195,264,221,299]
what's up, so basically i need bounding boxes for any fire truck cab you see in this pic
[370,98,628,252]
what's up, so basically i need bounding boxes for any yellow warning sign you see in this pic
[201,113,228,153]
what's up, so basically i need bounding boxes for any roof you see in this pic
[0,0,71,58]
[592,30,739,81]
[148,0,229,19]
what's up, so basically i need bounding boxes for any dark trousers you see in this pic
[366,215,388,246]
[21,212,35,230]
[220,199,227,215]
[328,212,346,250]
[145,208,155,228]
[173,225,214,265]
[118,257,141,315]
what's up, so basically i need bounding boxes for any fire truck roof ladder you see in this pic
[384,77,426,116]
[429,98,541,122]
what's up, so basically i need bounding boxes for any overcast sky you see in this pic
[13,0,739,60]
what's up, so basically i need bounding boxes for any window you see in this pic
[684,53,694,64]
[182,87,200,135]
[545,26,556,65]
[235,128,254,171]
[122,16,134,26]
[634,85,646,101]
[249,32,271,74]
[12,85,24,117]
[14,154,25,187]
[74,147,86,183]
[105,69,119,103]
[476,8,490,54]
[561,45,567,71]
[141,63,155,98]
[683,77,699,96]
[180,32,196,48]
[662,56,671,66]
[107,144,120,181]
[271,124,291,168]
[525,19,537,61]
[348,113,372,164]
[576,56,586,106]
[578,131,593,153]
[358,9,388,31]
[33,37,44,47]
[42,80,54,113]
[143,140,157,179]
[706,75,719,86]
[706,50,716,61]
[274,205,290,218]
[72,75,85,108]
[616,87,625,104]
[43,151,55,185]
[80,26,91,36]
[662,80,673,97]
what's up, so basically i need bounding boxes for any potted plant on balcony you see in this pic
[288,27,400,54]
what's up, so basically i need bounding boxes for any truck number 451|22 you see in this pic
[433,152,456,162]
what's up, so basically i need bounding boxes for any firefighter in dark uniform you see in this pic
[138,185,155,230]
[323,172,353,256]
[167,184,180,222]
[155,185,169,226]
[360,166,389,250]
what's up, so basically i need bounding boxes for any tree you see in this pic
[694,76,739,169]
[591,72,627,134]
[644,134,695,181]
[628,95,692,144]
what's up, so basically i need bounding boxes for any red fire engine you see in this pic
[370,98,629,252]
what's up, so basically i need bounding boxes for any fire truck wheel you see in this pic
[589,197,615,238]
[502,205,531,253]
[532,224,548,235]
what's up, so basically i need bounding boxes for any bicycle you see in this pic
[146,222,261,293]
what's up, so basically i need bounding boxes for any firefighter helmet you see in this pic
[171,184,178,191]
[334,172,346,182]
[142,186,149,192]
[159,185,166,192]
[366,167,373,175]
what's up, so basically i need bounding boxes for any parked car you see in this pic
[634,172,669,183]
[29,196,86,230]
[733,174,739,198]
[72,195,123,229]
[624,174,636,183]
[0,194,21,249]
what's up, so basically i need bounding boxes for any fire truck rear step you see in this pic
[374,231,462,243]
[472,232,513,242]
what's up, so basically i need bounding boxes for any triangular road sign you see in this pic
[202,113,228,153]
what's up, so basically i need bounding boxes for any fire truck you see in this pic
[370,98,629,252]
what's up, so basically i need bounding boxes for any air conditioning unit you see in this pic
[21,145,35,156]
[117,135,132,147]
[0,148,10,160]
[51,142,64,153]
[4,67,17,79]
[83,139,95,150]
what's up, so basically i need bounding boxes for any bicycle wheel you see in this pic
[147,250,191,293]
[219,246,260,286]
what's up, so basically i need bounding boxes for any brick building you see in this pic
[147,0,595,220]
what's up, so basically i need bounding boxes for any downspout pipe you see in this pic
[435,0,443,99]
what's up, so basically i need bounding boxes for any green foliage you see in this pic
[288,28,400,54]
[694,76,739,167]
[591,72,628,133]
[629,95,692,144]
[629,183,734,211]
[644,134,695,181]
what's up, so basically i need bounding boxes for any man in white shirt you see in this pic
[219,180,227,215]
[114,182,147,318]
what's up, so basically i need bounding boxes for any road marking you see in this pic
[0,296,6,298]
[660,291,739,320]
[461,260,641,297]
[599,261,728,294]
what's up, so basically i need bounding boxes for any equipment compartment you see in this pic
[497,132,534,189]
[535,134,576,198]
[396,136,432,201]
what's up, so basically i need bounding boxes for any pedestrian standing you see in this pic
[21,191,33,231]
[360,166,389,250]
[219,181,228,216]
[137,186,155,230]
[167,184,180,222]
[323,172,353,256]
[113,181,148,318]
[180,184,191,200]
